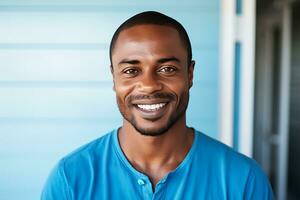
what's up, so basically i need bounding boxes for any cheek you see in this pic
[115,89,129,115]
[114,81,135,103]
[167,82,190,108]
[166,72,190,89]
[166,80,189,96]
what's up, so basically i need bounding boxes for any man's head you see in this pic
[110,11,195,136]
[110,11,192,67]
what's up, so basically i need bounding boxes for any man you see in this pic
[41,11,273,199]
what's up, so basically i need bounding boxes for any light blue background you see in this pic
[0,0,220,199]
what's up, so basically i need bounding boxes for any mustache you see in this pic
[128,92,176,102]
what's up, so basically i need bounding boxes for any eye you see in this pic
[158,66,177,74]
[122,68,139,77]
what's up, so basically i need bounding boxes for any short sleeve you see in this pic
[41,160,71,200]
[244,162,274,200]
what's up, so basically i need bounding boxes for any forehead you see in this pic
[117,24,181,40]
[112,24,187,63]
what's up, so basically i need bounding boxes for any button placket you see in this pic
[137,177,154,199]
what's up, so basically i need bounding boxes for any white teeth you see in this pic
[137,103,166,111]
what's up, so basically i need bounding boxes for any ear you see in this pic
[110,65,116,91]
[188,60,195,88]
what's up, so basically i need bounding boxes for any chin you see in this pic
[130,113,182,137]
[133,124,170,137]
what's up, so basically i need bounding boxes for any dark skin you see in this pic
[111,24,195,190]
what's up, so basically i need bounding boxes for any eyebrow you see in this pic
[157,57,181,64]
[118,59,140,65]
[118,56,181,66]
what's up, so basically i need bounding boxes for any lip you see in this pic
[133,102,169,120]
[131,99,170,105]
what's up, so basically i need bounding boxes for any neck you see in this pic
[118,116,194,186]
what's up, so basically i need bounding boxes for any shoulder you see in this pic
[194,130,257,169]
[41,129,118,199]
[193,130,274,199]
[59,129,117,173]
[64,129,115,161]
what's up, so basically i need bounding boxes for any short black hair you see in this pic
[109,11,192,67]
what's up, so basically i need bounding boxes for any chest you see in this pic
[69,165,246,200]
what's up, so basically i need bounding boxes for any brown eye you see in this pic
[122,68,139,76]
[158,66,176,74]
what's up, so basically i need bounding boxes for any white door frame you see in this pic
[219,0,235,147]
[219,0,256,157]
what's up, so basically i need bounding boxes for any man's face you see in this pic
[111,24,194,136]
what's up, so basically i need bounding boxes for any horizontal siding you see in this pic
[0,87,118,118]
[0,82,216,119]
[0,1,219,7]
[0,48,217,82]
[193,49,219,82]
[0,158,51,200]
[0,5,218,12]
[0,49,112,81]
[0,2,220,200]
[0,11,218,46]
[0,119,120,156]
[0,116,217,157]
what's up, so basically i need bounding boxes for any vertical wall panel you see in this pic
[288,4,300,198]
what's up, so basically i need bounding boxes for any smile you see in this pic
[136,103,167,111]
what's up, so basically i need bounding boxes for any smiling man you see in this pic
[41,11,273,200]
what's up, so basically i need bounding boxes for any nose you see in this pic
[137,71,163,94]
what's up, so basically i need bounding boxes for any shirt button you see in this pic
[137,179,145,185]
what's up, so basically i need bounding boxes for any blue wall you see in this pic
[0,0,220,199]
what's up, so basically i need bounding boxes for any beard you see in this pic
[117,91,189,137]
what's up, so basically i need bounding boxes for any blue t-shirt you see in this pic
[41,129,274,199]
